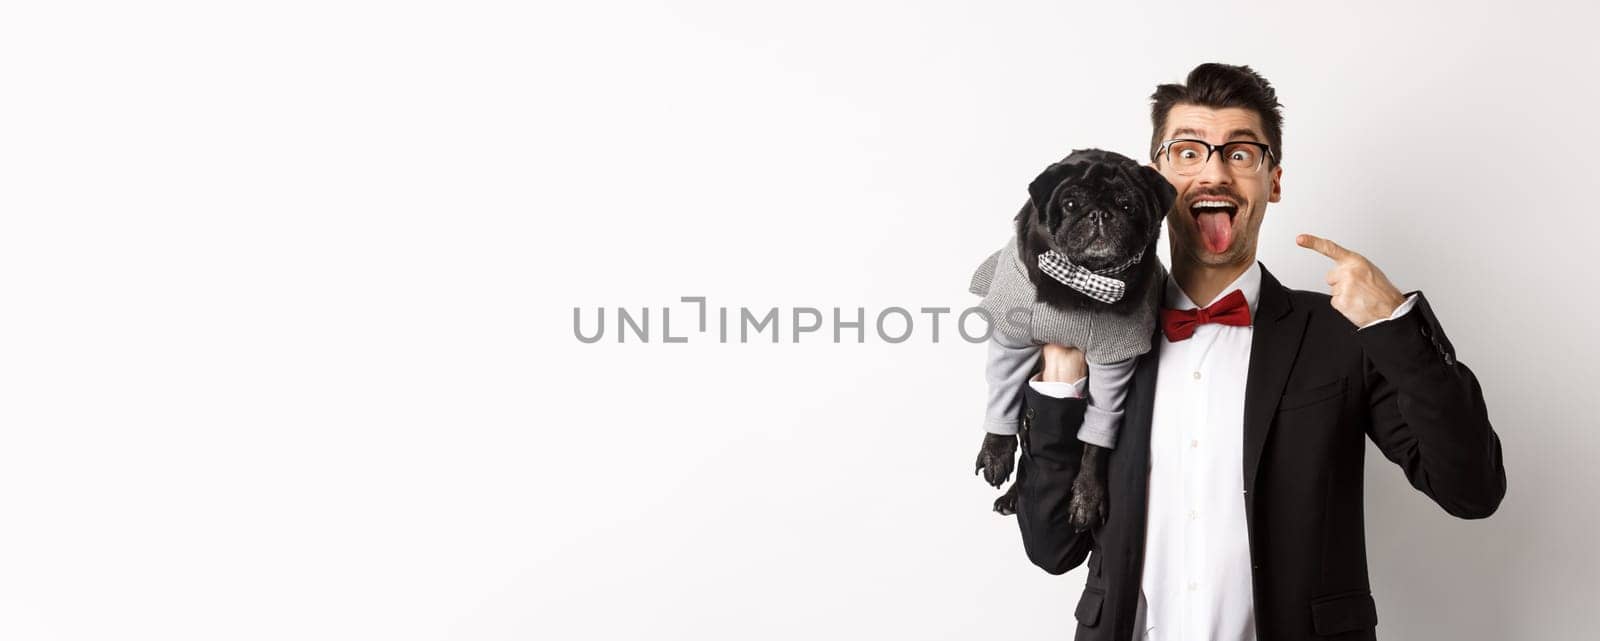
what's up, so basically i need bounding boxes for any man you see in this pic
[1011,63,1507,641]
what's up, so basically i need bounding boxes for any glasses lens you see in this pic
[1223,143,1264,171]
[1167,141,1208,175]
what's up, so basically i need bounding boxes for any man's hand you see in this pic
[1296,233,1408,327]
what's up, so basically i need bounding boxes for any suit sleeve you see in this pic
[1014,383,1095,574]
[1356,290,1507,519]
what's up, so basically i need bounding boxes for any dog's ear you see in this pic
[1027,160,1087,228]
[1135,164,1177,223]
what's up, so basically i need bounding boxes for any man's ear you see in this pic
[1268,164,1283,203]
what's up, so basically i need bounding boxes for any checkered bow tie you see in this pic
[1036,250,1138,304]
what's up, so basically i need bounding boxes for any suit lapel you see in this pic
[1126,330,1161,451]
[1123,259,1167,468]
[1241,262,1310,493]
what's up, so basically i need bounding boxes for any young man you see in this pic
[1012,63,1507,641]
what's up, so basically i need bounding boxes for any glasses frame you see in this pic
[1155,138,1277,175]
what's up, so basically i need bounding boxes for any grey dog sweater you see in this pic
[969,236,1167,447]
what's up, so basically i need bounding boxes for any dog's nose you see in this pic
[1089,210,1108,224]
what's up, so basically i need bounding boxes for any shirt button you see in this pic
[1188,582,1198,591]
[1192,371,1202,380]
[1188,510,1198,520]
[1190,439,1199,448]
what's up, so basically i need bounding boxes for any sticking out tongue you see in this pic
[1196,212,1233,254]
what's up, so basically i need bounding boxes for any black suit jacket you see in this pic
[1014,261,1507,641]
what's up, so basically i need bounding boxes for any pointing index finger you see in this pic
[1296,233,1350,261]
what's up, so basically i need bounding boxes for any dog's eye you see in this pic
[1064,199,1076,209]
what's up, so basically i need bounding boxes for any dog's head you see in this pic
[1015,148,1177,311]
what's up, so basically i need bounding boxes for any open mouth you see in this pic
[1189,199,1239,254]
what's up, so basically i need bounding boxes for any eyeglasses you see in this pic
[1155,139,1277,176]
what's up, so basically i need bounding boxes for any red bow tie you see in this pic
[1161,289,1252,341]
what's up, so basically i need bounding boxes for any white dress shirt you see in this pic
[1029,261,1416,641]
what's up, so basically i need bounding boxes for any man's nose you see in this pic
[1195,151,1234,185]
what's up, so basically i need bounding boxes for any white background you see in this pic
[1,0,1596,639]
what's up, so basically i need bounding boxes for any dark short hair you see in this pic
[1149,63,1284,168]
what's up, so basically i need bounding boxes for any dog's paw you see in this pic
[1068,473,1108,532]
[974,433,1017,488]
[993,483,1020,516]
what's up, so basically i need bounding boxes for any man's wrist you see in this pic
[1359,292,1419,330]
[1029,373,1087,399]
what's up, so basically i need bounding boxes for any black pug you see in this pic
[970,148,1175,531]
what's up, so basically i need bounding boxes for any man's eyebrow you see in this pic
[1169,127,1263,142]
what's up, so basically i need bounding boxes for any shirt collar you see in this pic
[1164,261,1264,317]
